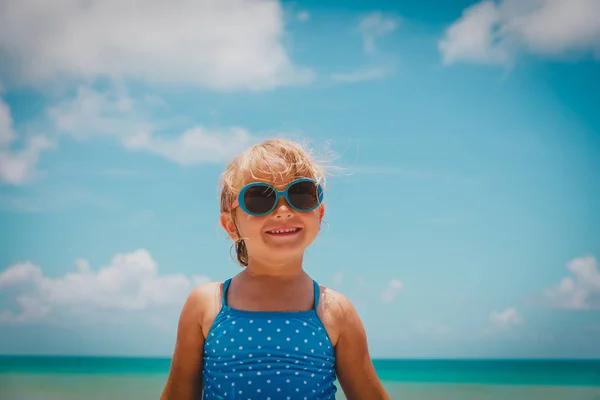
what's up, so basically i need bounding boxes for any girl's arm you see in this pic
[160,286,208,400]
[334,295,390,400]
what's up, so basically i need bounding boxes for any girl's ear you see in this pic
[220,212,238,240]
[319,203,325,221]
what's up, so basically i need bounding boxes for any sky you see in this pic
[0,0,599,359]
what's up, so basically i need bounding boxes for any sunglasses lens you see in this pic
[288,181,321,211]
[243,184,277,215]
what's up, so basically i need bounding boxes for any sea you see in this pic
[1,356,599,400]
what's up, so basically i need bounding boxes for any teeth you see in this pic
[269,228,298,234]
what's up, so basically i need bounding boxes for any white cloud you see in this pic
[0,0,314,91]
[543,255,600,310]
[297,11,310,22]
[380,278,403,302]
[0,95,55,185]
[0,296,52,324]
[489,307,523,328]
[0,96,16,145]
[0,249,211,324]
[359,12,399,54]
[438,1,510,65]
[439,0,600,66]
[123,127,256,165]
[1,82,260,185]
[331,67,388,83]
[0,136,55,185]
[0,262,42,286]
[47,86,146,139]
[49,85,259,165]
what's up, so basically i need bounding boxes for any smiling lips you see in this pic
[265,227,302,236]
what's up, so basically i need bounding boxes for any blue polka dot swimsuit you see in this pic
[202,278,337,399]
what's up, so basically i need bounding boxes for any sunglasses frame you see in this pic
[230,178,324,217]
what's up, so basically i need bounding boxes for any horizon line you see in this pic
[1,354,599,361]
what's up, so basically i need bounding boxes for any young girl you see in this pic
[161,139,389,399]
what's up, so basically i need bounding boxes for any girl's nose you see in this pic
[273,197,292,218]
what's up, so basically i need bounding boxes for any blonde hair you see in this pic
[219,138,329,266]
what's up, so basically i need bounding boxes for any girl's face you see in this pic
[220,173,324,267]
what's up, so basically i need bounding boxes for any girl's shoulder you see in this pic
[186,281,225,339]
[315,284,357,347]
[186,279,358,344]
[316,283,354,316]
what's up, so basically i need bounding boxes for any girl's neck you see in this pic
[243,255,306,281]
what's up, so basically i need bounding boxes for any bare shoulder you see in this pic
[185,281,224,338]
[317,285,390,399]
[190,281,223,302]
[160,281,223,400]
[317,285,354,316]
[315,285,357,346]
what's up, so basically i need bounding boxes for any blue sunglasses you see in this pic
[230,178,324,217]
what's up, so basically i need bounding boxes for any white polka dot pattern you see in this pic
[201,279,337,399]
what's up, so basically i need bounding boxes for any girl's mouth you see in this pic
[265,227,302,236]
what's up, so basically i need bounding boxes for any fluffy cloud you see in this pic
[47,86,146,139]
[543,255,600,310]
[0,0,314,91]
[380,278,403,302]
[0,249,211,324]
[0,94,54,185]
[123,127,256,165]
[489,307,523,328]
[439,0,600,66]
[49,85,258,165]
[0,96,15,146]
[359,12,399,54]
[439,1,510,65]
[2,82,260,184]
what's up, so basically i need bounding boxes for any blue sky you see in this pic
[0,0,599,359]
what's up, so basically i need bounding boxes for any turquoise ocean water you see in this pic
[1,356,599,399]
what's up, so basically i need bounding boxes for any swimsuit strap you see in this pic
[313,280,320,311]
[222,278,232,307]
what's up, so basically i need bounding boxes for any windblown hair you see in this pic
[219,138,329,266]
